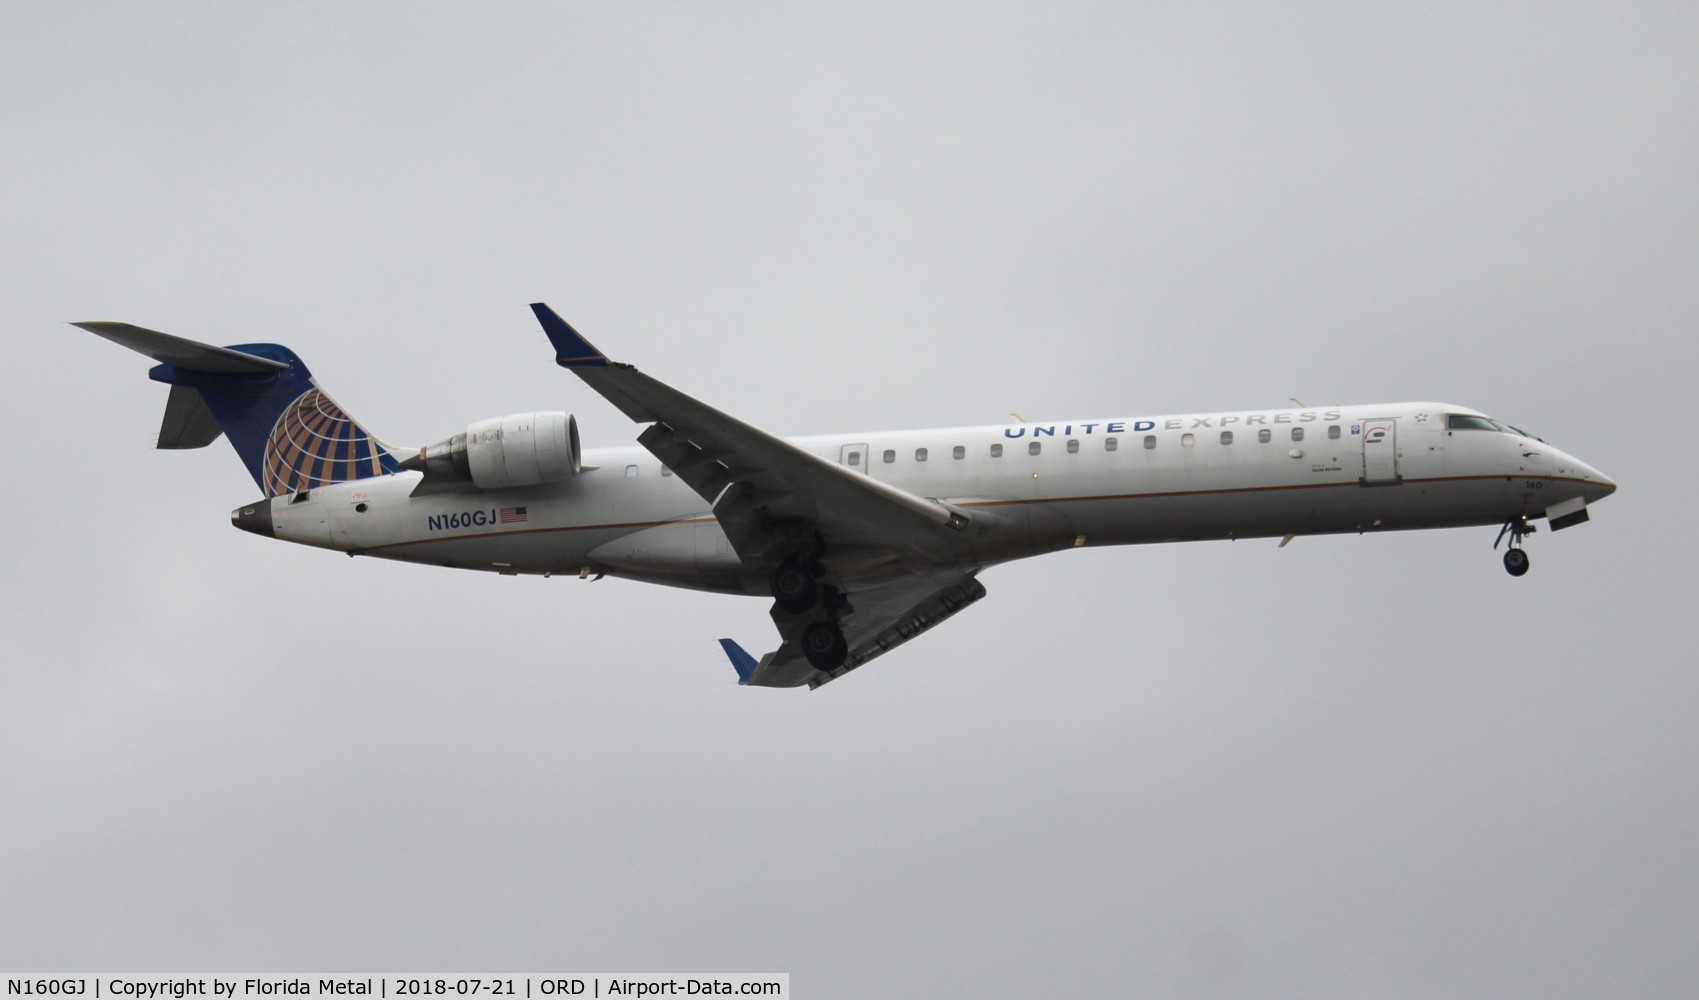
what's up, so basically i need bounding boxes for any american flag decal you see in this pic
[499,506,528,524]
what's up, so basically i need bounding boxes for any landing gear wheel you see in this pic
[1494,517,1536,578]
[802,620,848,671]
[771,560,819,613]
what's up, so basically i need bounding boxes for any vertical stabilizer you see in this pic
[74,322,403,496]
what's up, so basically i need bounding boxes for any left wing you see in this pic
[529,303,982,687]
[730,567,987,689]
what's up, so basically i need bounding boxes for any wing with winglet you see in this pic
[726,567,987,689]
[529,302,985,688]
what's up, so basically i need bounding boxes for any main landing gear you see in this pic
[771,558,820,614]
[1494,517,1536,577]
[769,553,850,671]
[802,619,849,671]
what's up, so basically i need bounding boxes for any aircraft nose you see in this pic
[1575,460,1617,501]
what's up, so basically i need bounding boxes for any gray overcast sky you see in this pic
[4,2,1696,996]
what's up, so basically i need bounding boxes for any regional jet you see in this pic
[73,305,1617,688]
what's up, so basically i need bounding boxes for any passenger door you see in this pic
[1360,418,1401,485]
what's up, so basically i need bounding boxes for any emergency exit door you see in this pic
[841,443,869,474]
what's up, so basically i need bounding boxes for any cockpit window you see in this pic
[1447,413,1536,436]
[1447,414,1500,432]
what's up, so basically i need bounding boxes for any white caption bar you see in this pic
[3,978,788,1000]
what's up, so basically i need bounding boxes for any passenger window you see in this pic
[1220,431,1233,445]
[1143,435,1156,450]
[1291,427,1304,442]
[1327,425,1341,440]
[990,443,1003,458]
[1105,437,1118,452]
[952,445,965,460]
[915,448,928,462]
[1028,441,1042,456]
[625,465,638,478]
[1258,429,1271,443]
[661,465,674,476]
[1182,433,1195,447]
[882,449,895,464]
[1066,439,1080,454]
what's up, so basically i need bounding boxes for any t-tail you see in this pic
[73,321,403,496]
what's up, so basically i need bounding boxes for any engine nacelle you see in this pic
[406,412,581,489]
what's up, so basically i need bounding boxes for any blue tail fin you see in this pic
[76,322,403,496]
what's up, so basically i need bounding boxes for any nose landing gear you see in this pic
[1494,516,1536,577]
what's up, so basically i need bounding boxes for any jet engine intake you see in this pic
[406,411,581,489]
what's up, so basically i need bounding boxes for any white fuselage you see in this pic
[255,402,1615,595]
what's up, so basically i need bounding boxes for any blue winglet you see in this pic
[529,302,609,367]
[718,638,759,686]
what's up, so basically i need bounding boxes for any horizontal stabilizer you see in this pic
[72,321,289,374]
[158,385,223,449]
[75,318,401,495]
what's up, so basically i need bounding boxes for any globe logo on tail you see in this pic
[262,388,387,496]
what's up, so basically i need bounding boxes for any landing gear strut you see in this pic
[1494,517,1536,577]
